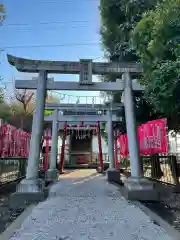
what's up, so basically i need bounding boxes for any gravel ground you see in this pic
[8,170,174,240]
[0,169,82,235]
[1,170,180,239]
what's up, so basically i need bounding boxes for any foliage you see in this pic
[0,99,33,132]
[0,87,60,132]
[0,101,11,122]
[100,0,157,61]
[0,3,6,24]
[99,0,159,133]
[0,4,6,86]
[0,88,4,103]
[132,0,180,131]
[44,110,53,116]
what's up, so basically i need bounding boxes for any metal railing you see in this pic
[0,158,27,185]
[120,154,180,185]
[143,154,180,185]
[119,157,131,177]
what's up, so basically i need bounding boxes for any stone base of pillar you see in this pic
[123,177,160,201]
[96,166,104,174]
[45,169,59,183]
[10,179,45,210]
[106,168,123,185]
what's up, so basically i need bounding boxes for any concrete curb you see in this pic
[133,201,180,240]
[110,181,180,240]
[0,205,35,240]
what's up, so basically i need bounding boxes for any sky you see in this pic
[0,0,105,104]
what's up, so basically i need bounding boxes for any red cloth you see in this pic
[0,122,31,157]
[118,118,168,157]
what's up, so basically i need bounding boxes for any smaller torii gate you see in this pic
[44,103,123,182]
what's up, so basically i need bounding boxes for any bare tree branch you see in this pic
[15,89,35,114]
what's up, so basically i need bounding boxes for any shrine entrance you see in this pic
[44,104,121,172]
[69,126,93,165]
[7,54,160,202]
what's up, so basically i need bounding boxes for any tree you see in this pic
[0,88,4,103]
[0,86,61,132]
[0,4,5,24]
[13,89,60,130]
[0,4,6,88]
[9,89,35,130]
[132,0,180,131]
[99,0,159,132]
[15,89,35,114]
[0,86,61,153]
[0,100,11,122]
[100,0,157,62]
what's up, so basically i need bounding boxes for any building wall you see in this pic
[168,133,180,153]
[92,136,108,154]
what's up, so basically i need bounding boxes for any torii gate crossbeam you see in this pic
[44,114,119,122]
[15,79,145,91]
[7,54,142,74]
[45,103,123,111]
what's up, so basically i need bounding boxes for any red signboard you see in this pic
[118,134,129,157]
[0,122,31,157]
[118,118,168,157]
[0,121,52,158]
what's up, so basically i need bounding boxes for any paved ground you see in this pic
[9,170,175,240]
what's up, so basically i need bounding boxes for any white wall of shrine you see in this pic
[168,132,180,153]
[92,136,108,154]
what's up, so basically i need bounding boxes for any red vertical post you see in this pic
[44,137,50,171]
[42,129,51,172]
[97,121,104,172]
[60,122,67,173]
[114,129,119,169]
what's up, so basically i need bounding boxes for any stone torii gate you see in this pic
[44,103,123,181]
[7,54,158,205]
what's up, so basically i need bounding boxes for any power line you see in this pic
[2,42,100,50]
[1,25,93,32]
[7,0,98,3]
[1,20,90,27]
[42,0,99,3]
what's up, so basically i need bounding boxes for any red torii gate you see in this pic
[59,121,104,173]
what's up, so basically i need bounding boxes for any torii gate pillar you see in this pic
[10,71,47,208]
[45,109,59,182]
[122,72,158,200]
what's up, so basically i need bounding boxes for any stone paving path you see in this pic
[9,170,175,240]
